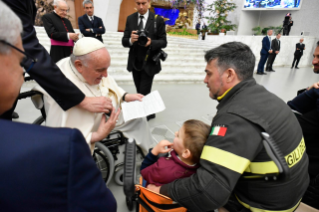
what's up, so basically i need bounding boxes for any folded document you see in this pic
[121,90,166,122]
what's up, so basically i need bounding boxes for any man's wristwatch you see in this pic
[122,92,128,101]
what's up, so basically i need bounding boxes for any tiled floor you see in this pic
[15,66,318,211]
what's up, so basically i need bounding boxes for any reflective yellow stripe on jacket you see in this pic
[201,138,306,175]
[236,195,301,212]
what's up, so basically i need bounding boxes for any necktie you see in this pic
[138,15,144,31]
[90,17,94,25]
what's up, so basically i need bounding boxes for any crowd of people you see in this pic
[1,0,319,211]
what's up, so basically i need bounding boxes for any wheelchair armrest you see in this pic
[123,138,137,198]
[18,90,42,100]
[261,132,290,181]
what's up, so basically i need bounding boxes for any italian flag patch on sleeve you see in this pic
[210,125,227,136]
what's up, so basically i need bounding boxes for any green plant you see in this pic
[205,0,237,33]
[167,28,197,36]
[252,26,262,35]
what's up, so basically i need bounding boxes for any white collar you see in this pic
[87,14,94,19]
[138,10,149,21]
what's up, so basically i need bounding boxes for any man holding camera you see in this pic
[122,0,167,121]
[283,13,293,36]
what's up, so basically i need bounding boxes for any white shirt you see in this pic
[268,36,271,50]
[137,10,149,30]
[129,10,149,46]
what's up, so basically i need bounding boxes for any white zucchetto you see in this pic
[73,37,105,56]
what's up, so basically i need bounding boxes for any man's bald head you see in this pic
[53,0,69,18]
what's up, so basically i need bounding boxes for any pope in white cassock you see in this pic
[33,37,152,155]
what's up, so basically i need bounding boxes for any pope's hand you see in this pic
[124,93,144,102]
[91,108,121,143]
[79,96,113,113]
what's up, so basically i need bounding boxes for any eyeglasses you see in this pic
[0,40,37,72]
[58,8,70,13]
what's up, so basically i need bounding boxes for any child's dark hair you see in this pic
[183,119,210,163]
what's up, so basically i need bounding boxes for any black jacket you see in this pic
[161,78,309,212]
[122,11,167,76]
[294,43,305,56]
[2,0,84,111]
[78,14,105,43]
[270,39,280,54]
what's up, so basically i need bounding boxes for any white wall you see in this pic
[94,0,123,32]
[236,0,319,37]
[258,0,319,37]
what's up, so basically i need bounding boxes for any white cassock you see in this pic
[32,57,152,155]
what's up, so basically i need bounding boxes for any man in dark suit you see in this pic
[257,29,273,75]
[42,0,79,63]
[78,0,105,43]
[0,3,116,211]
[122,0,167,121]
[292,38,306,69]
[266,33,281,72]
[1,0,113,121]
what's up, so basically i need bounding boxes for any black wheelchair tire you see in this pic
[93,149,110,183]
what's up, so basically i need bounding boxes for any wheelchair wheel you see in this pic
[93,149,110,183]
[95,142,115,186]
[114,168,124,186]
[115,143,145,186]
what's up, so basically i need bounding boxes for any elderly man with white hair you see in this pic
[42,0,79,63]
[34,37,153,155]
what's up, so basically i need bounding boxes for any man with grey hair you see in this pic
[78,0,105,42]
[0,2,116,211]
[2,0,113,122]
[257,29,273,75]
[148,42,309,212]
[33,37,152,155]
[291,38,306,69]
[42,0,79,62]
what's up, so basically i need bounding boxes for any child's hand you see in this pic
[151,140,173,156]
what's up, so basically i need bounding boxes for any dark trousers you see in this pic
[132,69,154,95]
[266,54,277,70]
[257,53,269,73]
[292,55,302,68]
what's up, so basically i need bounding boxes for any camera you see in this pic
[152,50,168,64]
[135,30,149,47]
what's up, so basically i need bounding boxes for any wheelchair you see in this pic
[18,77,145,186]
[122,133,302,212]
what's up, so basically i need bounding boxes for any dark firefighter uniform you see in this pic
[160,78,309,212]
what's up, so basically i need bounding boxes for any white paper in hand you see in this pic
[121,90,165,122]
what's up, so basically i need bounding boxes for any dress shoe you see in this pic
[295,67,299,69]
[147,114,156,121]
[270,69,275,72]
[291,67,294,69]
[266,70,270,72]
[12,111,19,119]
